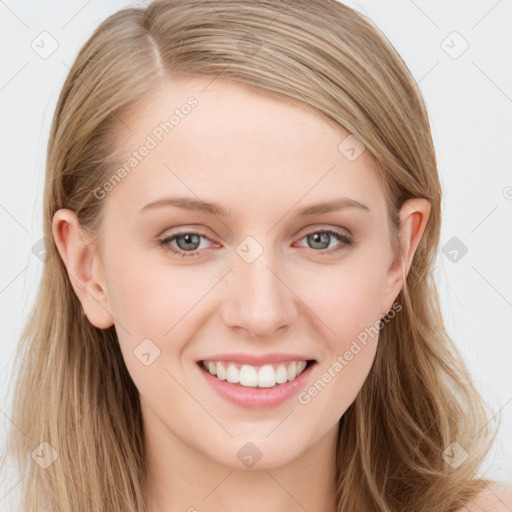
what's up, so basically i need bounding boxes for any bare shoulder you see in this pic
[456,482,512,512]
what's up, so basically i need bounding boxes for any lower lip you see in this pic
[197,361,316,409]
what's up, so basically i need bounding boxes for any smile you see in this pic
[200,359,314,388]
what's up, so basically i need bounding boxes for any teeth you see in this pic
[275,364,288,384]
[240,365,258,386]
[216,363,226,380]
[257,365,275,388]
[287,361,297,381]
[202,360,309,388]
[226,363,240,384]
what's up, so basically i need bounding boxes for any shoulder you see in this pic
[456,482,512,512]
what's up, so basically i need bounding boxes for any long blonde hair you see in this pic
[1,1,500,510]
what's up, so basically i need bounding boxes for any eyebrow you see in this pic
[139,196,370,217]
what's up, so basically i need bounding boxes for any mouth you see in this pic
[197,359,317,389]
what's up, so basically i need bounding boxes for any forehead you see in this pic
[104,76,387,220]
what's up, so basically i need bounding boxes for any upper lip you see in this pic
[198,353,315,366]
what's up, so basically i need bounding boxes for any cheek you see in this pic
[296,263,386,417]
[301,252,389,344]
[102,250,209,375]
[105,249,207,332]
[294,250,389,407]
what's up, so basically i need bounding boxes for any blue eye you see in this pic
[159,228,353,258]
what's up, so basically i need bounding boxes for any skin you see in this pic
[460,485,512,512]
[53,75,431,512]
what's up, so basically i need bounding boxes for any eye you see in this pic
[295,229,353,254]
[158,228,354,258]
[159,231,214,257]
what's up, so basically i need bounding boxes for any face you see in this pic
[63,76,417,470]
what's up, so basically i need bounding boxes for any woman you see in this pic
[2,0,510,510]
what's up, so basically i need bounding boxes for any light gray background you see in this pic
[1,0,511,504]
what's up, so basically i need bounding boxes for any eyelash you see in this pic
[158,228,353,258]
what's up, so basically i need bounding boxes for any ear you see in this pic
[52,209,114,329]
[381,198,431,314]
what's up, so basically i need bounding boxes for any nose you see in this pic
[222,253,298,339]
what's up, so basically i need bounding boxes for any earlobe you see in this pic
[51,209,114,329]
[381,198,431,314]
